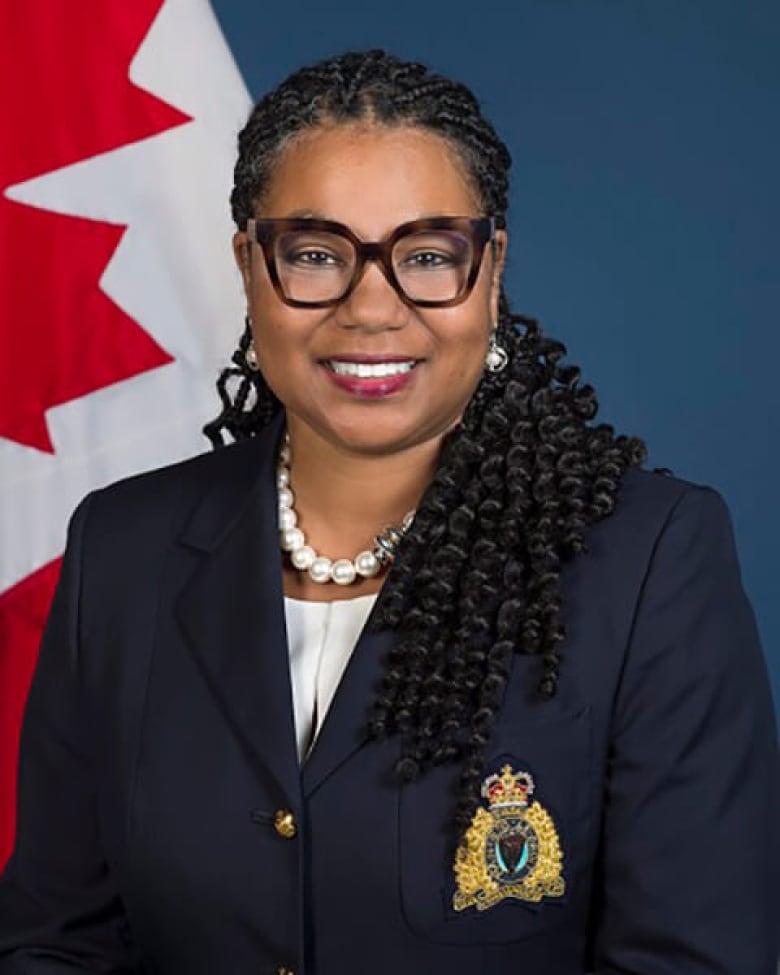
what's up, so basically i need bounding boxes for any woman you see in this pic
[1,50,777,975]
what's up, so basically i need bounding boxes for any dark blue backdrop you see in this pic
[211,0,780,709]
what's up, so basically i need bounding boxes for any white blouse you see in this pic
[283,592,378,762]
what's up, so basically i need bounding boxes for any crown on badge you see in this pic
[481,764,535,808]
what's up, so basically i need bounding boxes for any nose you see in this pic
[336,257,408,332]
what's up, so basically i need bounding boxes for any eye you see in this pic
[285,248,344,268]
[401,250,456,269]
[395,231,471,272]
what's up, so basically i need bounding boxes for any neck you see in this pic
[283,416,442,553]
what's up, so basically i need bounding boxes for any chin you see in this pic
[325,417,447,457]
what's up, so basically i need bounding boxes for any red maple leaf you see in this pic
[0,0,193,452]
[0,0,198,867]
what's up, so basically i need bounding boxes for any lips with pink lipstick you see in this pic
[320,354,421,399]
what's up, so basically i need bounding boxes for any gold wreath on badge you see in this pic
[452,763,565,912]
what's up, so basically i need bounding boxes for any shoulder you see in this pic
[610,467,742,609]
[590,466,735,568]
[85,420,279,522]
[67,417,283,558]
[557,467,742,703]
[615,465,728,526]
[594,467,762,710]
[93,431,271,510]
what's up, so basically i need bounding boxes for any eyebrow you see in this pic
[268,209,479,223]
[283,208,321,219]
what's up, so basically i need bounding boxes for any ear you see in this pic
[489,229,507,327]
[233,231,252,294]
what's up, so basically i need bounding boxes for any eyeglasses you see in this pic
[245,215,496,309]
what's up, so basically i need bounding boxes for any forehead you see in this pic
[257,123,481,237]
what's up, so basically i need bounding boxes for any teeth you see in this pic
[328,360,416,378]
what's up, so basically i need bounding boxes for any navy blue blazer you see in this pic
[1,412,778,974]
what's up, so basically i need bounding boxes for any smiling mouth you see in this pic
[323,359,419,378]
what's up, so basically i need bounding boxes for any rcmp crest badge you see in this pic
[453,764,565,912]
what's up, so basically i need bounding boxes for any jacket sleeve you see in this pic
[0,495,142,974]
[592,486,780,974]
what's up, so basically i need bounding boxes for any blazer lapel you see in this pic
[173,410,399,802]
[301,616,395,797]
[174,413,301,804]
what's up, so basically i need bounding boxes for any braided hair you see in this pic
[204,50,646,830]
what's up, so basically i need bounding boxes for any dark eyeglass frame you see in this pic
[245,215,497,309]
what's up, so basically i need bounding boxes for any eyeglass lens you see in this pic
[274,228,475,304]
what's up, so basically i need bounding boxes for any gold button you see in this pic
[274,809,297,839]
[277,968,295,975]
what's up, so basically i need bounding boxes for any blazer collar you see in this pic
[174,411,393,802]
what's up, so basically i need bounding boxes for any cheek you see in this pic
[248,283,310,361]
[433,307,491,379]
[247,266,301,338]
[426,328,489,420]
[248,313,297,397]
[247,299,332,408]
[249,275,283,333]
[454,336,489,392]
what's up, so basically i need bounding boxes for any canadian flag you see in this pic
[0,0,251,867]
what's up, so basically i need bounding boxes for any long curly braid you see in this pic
[205,50,646,830]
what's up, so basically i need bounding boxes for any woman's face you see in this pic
[234,123,506,457]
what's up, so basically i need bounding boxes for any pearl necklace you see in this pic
[277,436,415,586]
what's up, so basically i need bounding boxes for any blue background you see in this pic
[211,0,780,710]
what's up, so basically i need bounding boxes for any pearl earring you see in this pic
[245,338,259,372]
[242,313,260,371]
[485,329,509,373]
